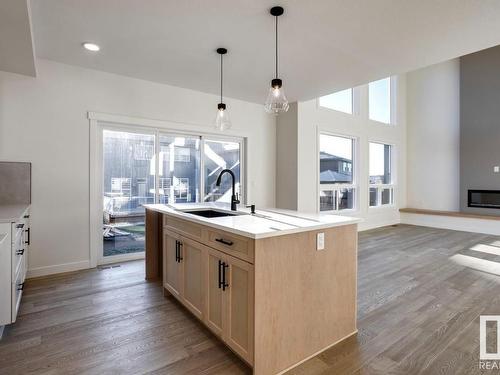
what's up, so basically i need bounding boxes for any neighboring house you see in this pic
[319,151,353,183]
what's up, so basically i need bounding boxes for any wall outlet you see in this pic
[494,166,500,173]
[317,232,325,250]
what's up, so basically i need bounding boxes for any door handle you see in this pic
[175,240,179,262]
[218,260,223,289]
[178,241,183,262]
[25,228,30,245]
[215,238,233,246]
[222,262,229,291]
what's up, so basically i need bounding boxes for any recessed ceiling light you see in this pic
[82,42,100,52]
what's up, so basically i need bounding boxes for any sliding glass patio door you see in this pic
[102,129,155,259]
[96,122,244,264]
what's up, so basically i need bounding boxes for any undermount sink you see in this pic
[179,209,243,218]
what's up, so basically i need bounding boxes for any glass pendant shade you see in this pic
[265,6,289,114]
[264,78,289,114]
[214,103,231,131]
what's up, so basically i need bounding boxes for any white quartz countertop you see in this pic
[0,204,30,223]
[144,203,361,239]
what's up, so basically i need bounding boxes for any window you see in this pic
[369,142,394,207]
[159,135,200,204]
[319,134,356,211]
[204,139,241,203]
[158,135,243,205]
[319,88,352,114]
[368,77,391,124]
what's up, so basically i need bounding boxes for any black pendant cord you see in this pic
[220,53,223,103]
[275,14,278,79]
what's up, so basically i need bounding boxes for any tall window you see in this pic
[369,142,394,207]
[319,88,352,114]
[369,77,391,124]
[319,134,356,211]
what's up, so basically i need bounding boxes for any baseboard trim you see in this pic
[401,212,500,236]
[359,219,400,232]
[27,260,90,279]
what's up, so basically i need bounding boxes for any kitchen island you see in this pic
[144,203,360,375]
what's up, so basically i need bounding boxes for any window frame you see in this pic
[318,131,358,213]
[368,76,396,125]
[90,113,246,268]
[368,140,396,208]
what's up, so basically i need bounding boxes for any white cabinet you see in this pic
[0,208,30,328]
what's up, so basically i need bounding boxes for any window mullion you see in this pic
[154,130,160,204]
[199,136,205,203]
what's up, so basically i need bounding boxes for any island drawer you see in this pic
[163,215,203,241]
[205,229,254,264]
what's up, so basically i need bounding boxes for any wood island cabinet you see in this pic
[147,209,358,375]
[163,223,254,364]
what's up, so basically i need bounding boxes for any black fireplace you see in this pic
[468,190,500,209]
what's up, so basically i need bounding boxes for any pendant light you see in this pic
[264,6,289,114]
[214,47,232,131]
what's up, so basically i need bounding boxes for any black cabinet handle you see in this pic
[25,228,30,245]
[17,283,24,291]
[215,238,234,246]
[23,215,30,219]
[178,241,183,262]
[16,223,24,229]
[16,249,25,256]
[175,240,179,262]
[218,260,223,289]
[222,262,229,291]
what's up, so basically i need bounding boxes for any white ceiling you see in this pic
[27,0,500,103]
[0,0,36,77]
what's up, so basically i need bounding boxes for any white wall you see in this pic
[406,59,460,211]
[294,76,407,231]
[0,59,276,277]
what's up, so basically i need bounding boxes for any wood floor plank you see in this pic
[1,224,499,374]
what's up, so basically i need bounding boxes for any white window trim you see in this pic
[317,131,359,213]
[89,112,246,267]
[368,141,396,209]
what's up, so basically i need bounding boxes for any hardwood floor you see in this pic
[1,224,500,374]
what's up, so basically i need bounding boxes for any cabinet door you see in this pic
[205,248,224,337]
[0,224,11,325]
[23,213,30,281]
[224,255,254,365]
[163,230,182,298]
[181,238,204,320]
